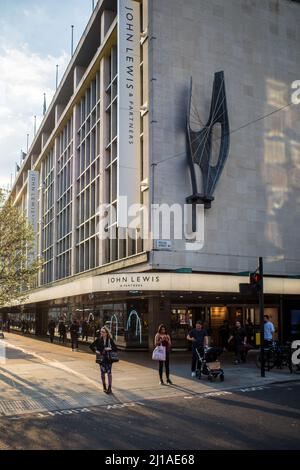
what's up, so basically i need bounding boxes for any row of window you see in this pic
[38,21,147,283]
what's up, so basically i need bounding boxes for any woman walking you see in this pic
[154,324,172,385]
[90,326,117,394]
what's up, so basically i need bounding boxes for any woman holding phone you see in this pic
[154,324,172,385]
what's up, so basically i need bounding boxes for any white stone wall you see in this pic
[149,0,300,275]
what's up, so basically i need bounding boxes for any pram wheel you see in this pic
[220,374,224,382]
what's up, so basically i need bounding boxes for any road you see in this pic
[0,333,299,450]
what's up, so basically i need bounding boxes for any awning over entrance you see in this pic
[12,272,300,306]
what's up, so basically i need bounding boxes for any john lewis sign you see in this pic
[117,0,141,228]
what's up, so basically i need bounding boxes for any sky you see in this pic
[0,0,92,188]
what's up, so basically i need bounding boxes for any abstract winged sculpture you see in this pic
[186,71,230,214]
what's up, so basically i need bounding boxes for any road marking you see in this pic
[239,386,269,393]
[0,382,293,421]
[7,407,92,420]
[106,401,145,410]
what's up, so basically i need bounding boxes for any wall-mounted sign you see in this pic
[27,170,39,254]
[117,0,141,228]
[106,274,161,290]
[155,240,172,250]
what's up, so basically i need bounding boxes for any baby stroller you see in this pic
[196,346,224,382]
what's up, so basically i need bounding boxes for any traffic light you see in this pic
[250,271,262,291]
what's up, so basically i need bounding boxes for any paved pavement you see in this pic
[0,332,299,420]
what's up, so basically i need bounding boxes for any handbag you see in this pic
[152,345,166,361]
[109,350,119,363]
[108,339,119,363]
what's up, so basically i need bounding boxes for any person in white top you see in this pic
[264,315,275,346]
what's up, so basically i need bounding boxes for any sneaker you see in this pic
[234,360,240,365]
[167,379,173,385]
[191,372,196,378]
[159,380,165,385]
[106,387,112,395]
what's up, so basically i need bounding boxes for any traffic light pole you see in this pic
[259,257,265,378]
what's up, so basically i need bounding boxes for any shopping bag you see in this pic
[152,345,166,361]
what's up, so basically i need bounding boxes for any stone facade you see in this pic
[149,0,300,275]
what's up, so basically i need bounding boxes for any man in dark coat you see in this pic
[48,320,56,343]
[70,319,79,351]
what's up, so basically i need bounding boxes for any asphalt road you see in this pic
[0,381,300,450]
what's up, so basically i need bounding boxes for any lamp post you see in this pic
[259,257,265,378]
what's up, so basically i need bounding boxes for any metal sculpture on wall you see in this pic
[109,314,119,342]
[186,71,230,215]
[126,310,142,344]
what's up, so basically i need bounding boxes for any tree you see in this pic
[0,189,42,308]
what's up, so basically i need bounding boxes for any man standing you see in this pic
[58,321,67,344]
[70,319,79,351]
[187,321,209,377]
[48,319,56,344]
[264,315,275,347]
[219,320,230,351]
[228,321,247,364]
[81,320,89,341]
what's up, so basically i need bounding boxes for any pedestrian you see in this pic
[264,315,275,347]
[154,324,173,385]
[81,320,89,341]
[90,326,118,394]
[70,319,79,351]
[187,321,209,377]
[58,321,67,344]
[218,320,230,350]
[6,319,10,333]
[245,318,255,346]
[228,321,247,364]
[48,319,56,344]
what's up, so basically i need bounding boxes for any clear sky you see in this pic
[0,0,93,188]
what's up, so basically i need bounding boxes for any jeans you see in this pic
[191,347,204,372]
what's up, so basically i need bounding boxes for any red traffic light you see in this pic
[250,272,262,288]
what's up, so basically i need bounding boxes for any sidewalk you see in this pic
[0,333,299,418]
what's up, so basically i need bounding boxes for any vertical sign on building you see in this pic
[27,170,39,254]
[117,0,141,227]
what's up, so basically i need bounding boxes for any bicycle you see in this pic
[255,341,293,373]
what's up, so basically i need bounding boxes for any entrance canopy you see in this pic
[13,272,300,306]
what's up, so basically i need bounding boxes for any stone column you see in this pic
[148,296,171,350]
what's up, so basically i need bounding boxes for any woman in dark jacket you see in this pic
[90,326,117,394]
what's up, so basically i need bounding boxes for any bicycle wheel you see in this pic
[291,363,300,374]
[255,350,276,371]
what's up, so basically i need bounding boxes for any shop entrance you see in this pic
[170,305,208,348]
[209,305,279,346]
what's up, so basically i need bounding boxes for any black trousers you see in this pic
[159,353,170,380]
[234,345,246,362]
